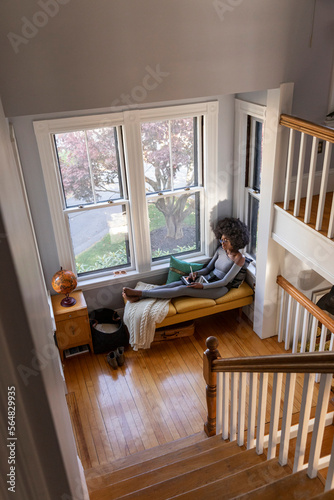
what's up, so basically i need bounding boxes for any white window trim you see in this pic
[34,102,218,290]
[233,99,266,274]
[233,99,266,219]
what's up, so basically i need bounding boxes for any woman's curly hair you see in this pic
[213,218,249,251]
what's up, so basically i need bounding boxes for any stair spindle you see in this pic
[293,373,316,472]
[308,373,333,479]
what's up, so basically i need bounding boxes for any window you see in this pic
[34,102,218,285]
[141,117,201,260]
[245,116,263,259]
[234,100,266,264]
[53,126,130,275]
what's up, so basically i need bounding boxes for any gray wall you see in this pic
[0,0,333,120]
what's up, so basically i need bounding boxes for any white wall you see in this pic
[281,250,332,300]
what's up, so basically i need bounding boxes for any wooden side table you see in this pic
[51,290,94,361]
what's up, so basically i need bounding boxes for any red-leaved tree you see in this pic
[55,118,196,239]
[141,117,196,239]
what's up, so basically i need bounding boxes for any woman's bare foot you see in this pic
[123,287,142,303]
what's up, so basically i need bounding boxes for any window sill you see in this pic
[77,255,211,291]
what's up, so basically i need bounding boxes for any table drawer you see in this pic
[56,316,91,350]
[55,308,87,322]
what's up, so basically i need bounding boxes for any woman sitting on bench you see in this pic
[123,217,250,303]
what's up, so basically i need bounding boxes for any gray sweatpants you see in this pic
[141,280,229,300]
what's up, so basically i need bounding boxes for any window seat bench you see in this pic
[155,281,254,331]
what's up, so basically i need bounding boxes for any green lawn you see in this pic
[76,202,195,272]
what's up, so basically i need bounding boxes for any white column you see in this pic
[253,82,294,338]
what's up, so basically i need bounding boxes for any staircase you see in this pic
[85,429,332,499]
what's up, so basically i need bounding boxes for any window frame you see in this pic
[34,101,218,288]
[233,99,266,268]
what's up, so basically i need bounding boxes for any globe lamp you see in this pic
[52,268,77,307]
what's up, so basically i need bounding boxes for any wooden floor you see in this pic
[63,310,329,471]
[276,192,334,240]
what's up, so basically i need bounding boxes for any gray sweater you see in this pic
[197,247,243,289]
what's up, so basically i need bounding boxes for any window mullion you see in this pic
[168,120,174,192]
[116,126,128,199]
[203,103,219,257]
[123,111,151,273]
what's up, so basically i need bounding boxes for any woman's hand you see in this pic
[188,271,198,282]
[187,282,203,289]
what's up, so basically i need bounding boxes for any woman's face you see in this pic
[220,235,234,253]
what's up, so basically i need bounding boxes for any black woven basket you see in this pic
[89,308,129,354]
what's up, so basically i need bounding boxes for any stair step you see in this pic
[109,448,266,500]
[90,441,243,500]
[169,458,291,499]
[233,469,324,499]
[85,431,207,481]
[86,433,227,491]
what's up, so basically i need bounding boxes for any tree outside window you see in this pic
[141,117,201,260]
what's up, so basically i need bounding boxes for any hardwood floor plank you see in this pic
[144,345,190,439]
[96,354,147,456]
[161,341,206,432]
[66,392,92,470]
[121,349,176,446]
[136,352,179,443]
[71,357,100,468]
[77,356,109,466]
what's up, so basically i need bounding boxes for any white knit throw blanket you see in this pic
[123,282,170,351]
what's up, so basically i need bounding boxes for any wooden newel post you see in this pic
[203,336,220,437]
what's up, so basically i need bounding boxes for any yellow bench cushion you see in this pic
[164,301,177,317]
[215,282,254,305]
[172,297,216,314]
[170,281,253,314]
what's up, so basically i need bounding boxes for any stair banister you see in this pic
[204,336,334,436]
[277,276,334,335]
[279,113,334,238]
[204,336,334,490]
[280,114,334,143]
[277,275,334,360]
[211,351,334,373]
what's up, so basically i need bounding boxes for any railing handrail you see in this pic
[280,114,334,143]
[211,351,334,374]
[277,275,334,334]
[203,336,334,437]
